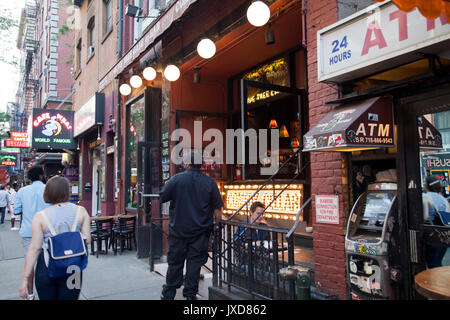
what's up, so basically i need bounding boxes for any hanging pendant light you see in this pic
[197,38,216,59]
[280,125,289,138]
[291,137,300,148]
[247,1,271,27]
[130,75,143,88]
[269,119,278,129]
[164,64,180,81]
[119,83,132,96]
[143,66,157,81]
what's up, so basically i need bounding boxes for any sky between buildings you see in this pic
[0,1,25,113]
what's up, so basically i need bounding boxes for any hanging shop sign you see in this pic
[317,1,450,82]
[5,132,30,148]
[316,195,339,224]
[1,147,20,154]
[418,116,443,150]
[31,108,76,150]
[0,154,17,166]
[303,97,394,152]
[74,92,105,137]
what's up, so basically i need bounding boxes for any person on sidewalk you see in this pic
[7,183,18,230]
[14,165,51,300]
[19,176,91,300]
[0,184,9,225]
[159,151,223,300]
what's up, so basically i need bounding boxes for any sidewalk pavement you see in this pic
[0,215,187,300]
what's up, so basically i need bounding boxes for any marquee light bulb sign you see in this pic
[31,109,76,150]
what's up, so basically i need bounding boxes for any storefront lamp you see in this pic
[130,75,143,88]
[143,66,157,81]
[119,83,132,96]
[280,125,289,138]
[269,119,278,129]
[164,64,180,81]
[197,38,216,59]
[247,1,271,27]
[291,137,300,148]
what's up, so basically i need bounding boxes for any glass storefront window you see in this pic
[127,96,145,208]
[419,110,450,268]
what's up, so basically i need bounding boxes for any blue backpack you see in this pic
[41,207,88,278]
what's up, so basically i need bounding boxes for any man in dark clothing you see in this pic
[159,152,224,300]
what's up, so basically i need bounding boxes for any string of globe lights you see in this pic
[120,1,271,96]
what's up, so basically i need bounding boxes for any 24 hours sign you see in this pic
[318,1,450,82]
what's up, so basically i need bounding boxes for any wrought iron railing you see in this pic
[212,149,311,300]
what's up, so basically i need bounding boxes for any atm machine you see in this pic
[345,182,398,300]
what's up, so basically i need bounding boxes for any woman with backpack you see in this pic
[19,176,91,300]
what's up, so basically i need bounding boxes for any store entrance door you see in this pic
[135,141,162,259]
[237,79,307,181]
[398,86,450,299]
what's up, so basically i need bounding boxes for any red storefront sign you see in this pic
[0,170,7,183]
[5,132,30,148]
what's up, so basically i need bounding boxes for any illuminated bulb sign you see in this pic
[32,109,76,150]
[224,184,303,217]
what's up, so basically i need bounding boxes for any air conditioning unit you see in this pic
[88,45,94,57]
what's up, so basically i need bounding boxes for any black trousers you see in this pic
[161,231,210,299]
[35,251,82,300]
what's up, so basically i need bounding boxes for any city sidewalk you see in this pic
[0,215,187,300]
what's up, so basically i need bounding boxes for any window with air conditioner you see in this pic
[87,16,95,58]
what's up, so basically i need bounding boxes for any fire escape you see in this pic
[16,0,39,132]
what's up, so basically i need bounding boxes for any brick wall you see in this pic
[305,0,349,299]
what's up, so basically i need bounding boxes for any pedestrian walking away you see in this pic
[19,176,91,300]
[159,151,224,300]
[7,183,19,230]
[0,184,9,225]
[14,165,51,300]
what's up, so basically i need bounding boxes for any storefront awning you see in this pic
[303,97,394,152]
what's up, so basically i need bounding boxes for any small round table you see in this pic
[415,266,450,300]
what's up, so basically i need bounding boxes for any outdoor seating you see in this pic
[91,217,114,258]
[112,216,136,255]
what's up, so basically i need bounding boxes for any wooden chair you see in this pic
[91,218,114,258]
[112,216,136,255]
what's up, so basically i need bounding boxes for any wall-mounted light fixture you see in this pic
[197,38,216,59]
[265,23,275,45]
[193,66,201,83]
[247,1,270,27]
[164,64,180,82]
[119,83,132,96]
[125,4,158,22]
[143,66,157,81]
[130,75,143,88]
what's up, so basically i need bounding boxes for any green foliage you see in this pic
[0,112,11,138]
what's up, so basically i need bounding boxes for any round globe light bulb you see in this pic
[164,65,180,82]
[247,1,270,27]
[197,38,216,59]
[119,83,131,96]
[130,75,143,88]
[143,66,157,81]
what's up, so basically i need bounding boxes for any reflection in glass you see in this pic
[127,97,145,208]
[419,111,450,267]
